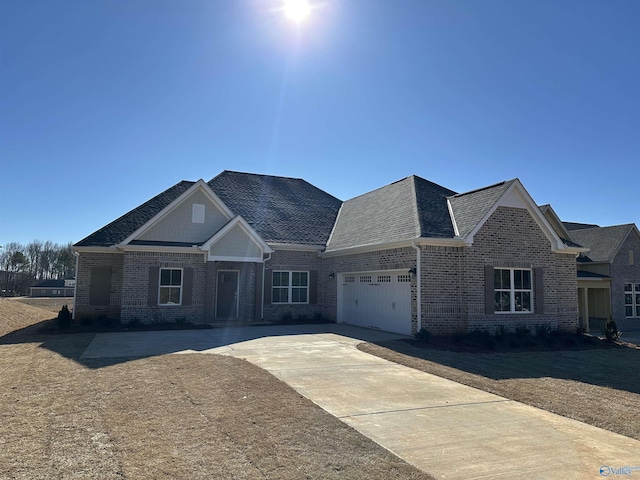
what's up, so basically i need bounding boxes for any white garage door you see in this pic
[338,270,412,335]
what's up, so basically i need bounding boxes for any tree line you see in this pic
[0,240,75,296]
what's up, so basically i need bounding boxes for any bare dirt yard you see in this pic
[0,300,432,480]
[359,338,640,441]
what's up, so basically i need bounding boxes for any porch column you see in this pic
[580,287,590,332]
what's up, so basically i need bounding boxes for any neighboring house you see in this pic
[562,222,640,332]
[30,279,75,297]
[72,171,585,335]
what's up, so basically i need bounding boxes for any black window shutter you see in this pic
[535,268,544,314]
[182,268,193,306]
[309,270,318,304]
[148,267,160,307]
[264,269,272,305]
[484,265,495,314]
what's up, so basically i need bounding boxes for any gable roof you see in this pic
[568,224,636,263]
[326,176,456,252]
[75,181,196,247]
[208,171,342,246]
[448,180,515,239]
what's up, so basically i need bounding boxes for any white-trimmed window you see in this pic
[272,271,308,304]
[159,268,183,305]
[624,283,640,318]
[494,268,532,313]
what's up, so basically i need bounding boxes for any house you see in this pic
[30,279,75,297]
[72,171,585,335]
[563,222,640,332]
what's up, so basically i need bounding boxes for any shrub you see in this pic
[602,317,621,342]
[495,325,508,342]
[575,325,587,335]
[296,314,309,323]
[127,318,142,328]
[96,315,119,329]
[515,324,531,339]
[175,316,187,325]
[414,328,431,343]
[79,316,93,327]
[535,323,552,338]
[57,305,72,330]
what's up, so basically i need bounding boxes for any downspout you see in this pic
[72,251,79,321]
[411,241,421,332]
[261,252,272,321]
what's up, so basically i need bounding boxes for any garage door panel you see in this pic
[339,271,411,335]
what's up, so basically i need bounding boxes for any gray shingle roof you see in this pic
[208,171,342,245]
[568,224,634,262]
[326,176,457,251]
[74,181,196,247]
[564,221,600,231]
[448,180,515,239]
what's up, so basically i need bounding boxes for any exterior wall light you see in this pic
[328,273,336,279]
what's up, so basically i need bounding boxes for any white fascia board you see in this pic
[120,179,234,246]
[320,237,466,258]
[72,246,121,254]
[446,198,461,237]
[209,255,264,263]
[466,179,567,251]
[201,215,273,254]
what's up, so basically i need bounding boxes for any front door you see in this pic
[216,270,239,318]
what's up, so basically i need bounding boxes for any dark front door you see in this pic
[216,270,238,318]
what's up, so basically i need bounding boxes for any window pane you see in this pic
[624,283,632,292]
[292,272,308,287]
[636,294,640,305]
[522,270,531,290]
[160,269,171,286]
[272,287,288,303]
[635,284,640,292]
[502,270,511,289]
[273,272,289,287]
[625,294,633,305]
[171,270,181,286]
[636,306,640,317]
[515,292,531,312]
[169,287,181,304]
[514,270,522,289]
[495,292,510,312]
[626,306,633,317]
[494,270,502,288]
[292,287,307,303]
[159,288,170,304]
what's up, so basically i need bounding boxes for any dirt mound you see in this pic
[0,298,56,337]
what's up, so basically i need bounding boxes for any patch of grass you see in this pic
[359,339,640,442]
[0,301,432,480]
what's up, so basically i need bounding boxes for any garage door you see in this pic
[338,270,412,335]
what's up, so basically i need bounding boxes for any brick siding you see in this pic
[610,231,640,331]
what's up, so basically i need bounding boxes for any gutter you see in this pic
[262,252,272,321]
[72,251,79,321]
[411,241,421,333]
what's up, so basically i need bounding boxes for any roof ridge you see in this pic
[212,170,305,182]
[344,176,414,202]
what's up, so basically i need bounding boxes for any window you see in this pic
[272,271,308,304]
[159,268,182,305]
[397,274,411,283]
[494,268,532,313]
[624,283,640,318]
[377,275,391,283]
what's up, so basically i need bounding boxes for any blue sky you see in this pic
[1,0,639,247]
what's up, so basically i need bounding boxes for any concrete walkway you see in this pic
[81,324,640,479]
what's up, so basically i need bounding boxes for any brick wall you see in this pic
[610,230,640,331]
[263,249,324,322]
[74,252,124,320]
[454,206,578,335]
[120,251,207,324]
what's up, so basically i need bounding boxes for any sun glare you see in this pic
[283,0,311,23]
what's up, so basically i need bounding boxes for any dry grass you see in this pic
[0,301,432,480]
[359,340,640,441]
[0,298,59,337]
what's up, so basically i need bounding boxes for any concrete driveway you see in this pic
[81,324,640,480]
